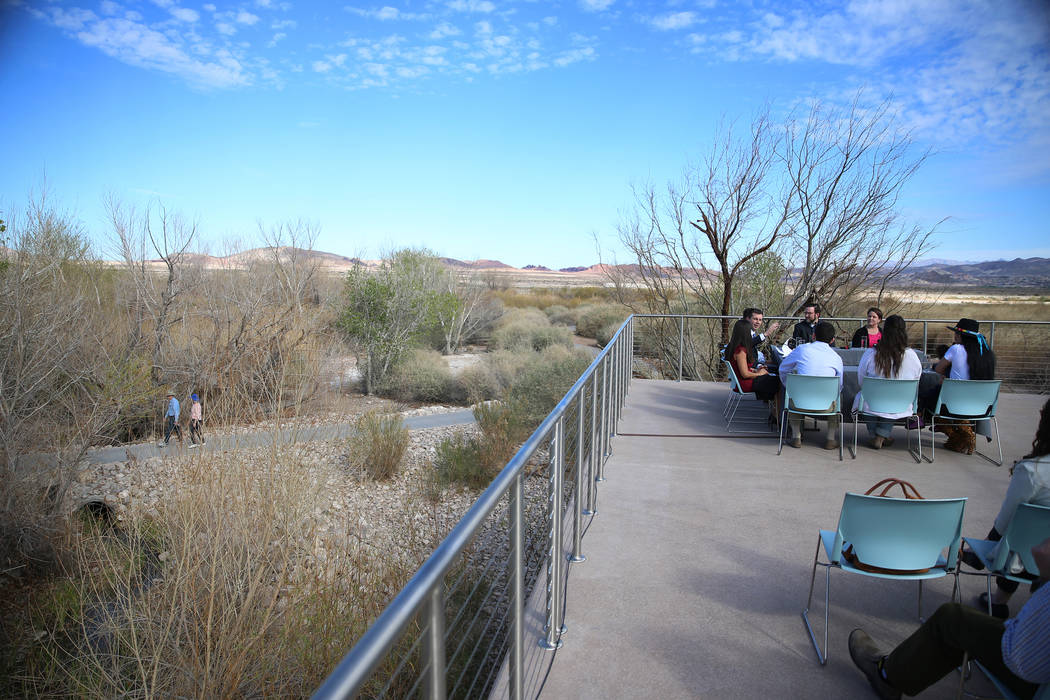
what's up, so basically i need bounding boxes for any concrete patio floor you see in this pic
[535,379,1046,699]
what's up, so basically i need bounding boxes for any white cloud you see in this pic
[256,0,272,6]
[236,10,260,25]
[203,3,216,11]
[448,0,495,13]
[216,22,236,35]
[649,11,697,31]
[272,19,296,29]
[579,0,613,11]
[171,7,200,23]
[67,16,248,88]
[99,1,120,16]
[268,32,286,47]
[475,20,492,35]
[312,60,332,72]
[430,22,461,39]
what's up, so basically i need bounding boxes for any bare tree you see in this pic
[434,267,503,355]
[106,197,199,383]
[613,92,941,333]
[616,112,792,344]
[778,96,940,314]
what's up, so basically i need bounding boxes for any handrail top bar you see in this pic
[313,315,634,699]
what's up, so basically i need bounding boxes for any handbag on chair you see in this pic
[842,478,932,575]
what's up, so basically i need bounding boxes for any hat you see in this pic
[947,318,980,334]
[166,391,175,397]
[191,393,199,401]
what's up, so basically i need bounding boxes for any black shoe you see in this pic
[977,592,1009,619]
[849,629,902,700]
[960,548,985,570]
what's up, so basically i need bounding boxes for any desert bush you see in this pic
[348,411,409,480]
[381,348,465,404]
[596,320,622,347]
[574,303,627,339]
[544,304,575,326]
[507,345,593,427]
[433,432,491,490]
[491,313,573,352]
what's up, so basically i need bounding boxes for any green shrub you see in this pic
[491,318,573,352]
[474,401,531,466]
[348,411,409,480]
[507,345,592,427]
[433,432,493,489]
[381,348,464,403]
[575,303,627,339]
[544,304,575,326]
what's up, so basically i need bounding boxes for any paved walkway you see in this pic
[83,409,477,465]
[535,379,1044,699]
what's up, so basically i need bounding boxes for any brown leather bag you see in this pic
[842,478,931,575]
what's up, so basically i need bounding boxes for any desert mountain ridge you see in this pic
[2,245,1049,287]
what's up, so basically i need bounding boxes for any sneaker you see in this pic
[188,443,199,449]
[977,592,1009,620]
[848,629,902,700]
[789,436,802,449]
[825,438,839,450]
[870,436,884,450]
[158,442,166,447]
[883,436,895,446]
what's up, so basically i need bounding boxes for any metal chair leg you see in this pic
[802,535,830,665]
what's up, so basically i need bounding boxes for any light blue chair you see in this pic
[850,377,921,462]
[957,658,1050,700]
[779,373,843,460]
[929,379,1002,466]
[722,358,772,433]
[961,503,1050,614]
[802,492,967,664]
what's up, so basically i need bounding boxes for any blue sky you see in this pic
[1,0,1048,269]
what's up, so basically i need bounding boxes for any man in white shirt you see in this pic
[778,321,844,450]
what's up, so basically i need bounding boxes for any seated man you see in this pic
[745,307,781,366]
[792,303,821,345]
[849,536,1050,699]
[777,320,843,450]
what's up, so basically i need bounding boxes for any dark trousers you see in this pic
[189,418,203,444]
[884,602,1037,699]
[983,527,1044,596]
[164,415,182,444]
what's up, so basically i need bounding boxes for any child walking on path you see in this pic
[188,393,205,448]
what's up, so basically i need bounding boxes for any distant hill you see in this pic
[895,257,1050,288]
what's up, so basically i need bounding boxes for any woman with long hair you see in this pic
[929,318,998,452]
[851,307,883,348]
[853,314,922,449]
[961,397,1050,618]
[727,318,780,402]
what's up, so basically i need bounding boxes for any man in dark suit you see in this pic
[792,303,821,345]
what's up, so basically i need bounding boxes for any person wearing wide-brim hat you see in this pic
[159,390,183,447]
[923,317,997,454]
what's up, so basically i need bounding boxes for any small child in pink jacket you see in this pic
[188,393,205,448]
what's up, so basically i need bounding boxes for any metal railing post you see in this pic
[922,321,928,356]
[989,321,996,348]
[570,390,586,563]
[424,585,446,699]
[510,471,524,700]
[678,314,684,382]
[598,357,608,481]
[585,371,598,514]
[540,418,565,650]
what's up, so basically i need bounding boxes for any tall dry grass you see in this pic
[5,445,431,698]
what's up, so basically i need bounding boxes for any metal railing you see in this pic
[314,318,635,699]
[630,315,1050,393]
[313,312,1046,699]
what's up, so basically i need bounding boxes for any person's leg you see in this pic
[163,415,174,444]
[882,602,1037,699]
[825,411,840,449]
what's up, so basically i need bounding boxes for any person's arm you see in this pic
[1001,537,1050,684]
[733,348,767,379]
[851,328,865,348]
[766,320,781,337]
[992,462,1039,535]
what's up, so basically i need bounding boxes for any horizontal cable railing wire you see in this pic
[313,318,633,699]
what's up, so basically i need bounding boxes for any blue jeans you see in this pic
[864,416,895,438]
